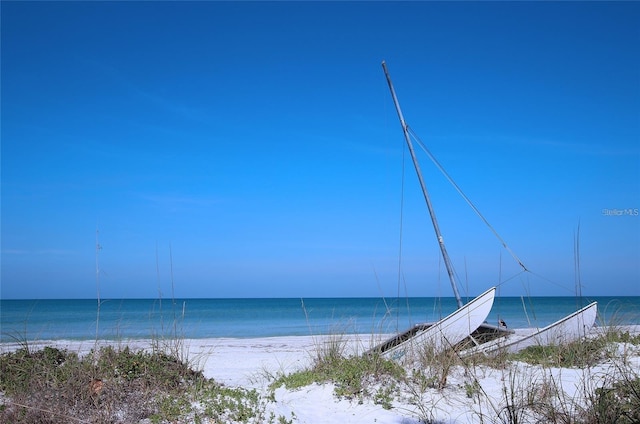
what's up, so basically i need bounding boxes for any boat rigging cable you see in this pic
[407,120,582,295]
[406,126,529,274]
[395,126,412,330]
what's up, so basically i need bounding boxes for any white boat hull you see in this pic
[370,287,496,360]
[465,301,598,355]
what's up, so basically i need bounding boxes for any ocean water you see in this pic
[1,296,638,342]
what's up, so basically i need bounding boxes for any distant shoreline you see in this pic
[2,324,639,350]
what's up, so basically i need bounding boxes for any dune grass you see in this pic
[1,324,639,423]
[268,325,640,424]
[271,334,404,408]
[0,341,287,424]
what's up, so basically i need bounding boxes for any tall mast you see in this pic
[382,61,464,309]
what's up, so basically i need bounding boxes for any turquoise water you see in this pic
[1,296,638,342]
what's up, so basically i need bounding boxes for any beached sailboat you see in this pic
[367,62,501,358]
[374,61,596,357]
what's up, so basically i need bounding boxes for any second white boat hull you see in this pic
[464,301,598,355]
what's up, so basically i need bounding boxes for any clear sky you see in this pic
[1,1,638,300]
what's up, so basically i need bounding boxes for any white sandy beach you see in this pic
[2,326,640,424]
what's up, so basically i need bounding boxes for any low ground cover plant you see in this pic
[0,344,281,424]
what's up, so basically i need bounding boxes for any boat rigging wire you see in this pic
[405,127,581,295]
[396,125,407,331]
[406,126,529,273]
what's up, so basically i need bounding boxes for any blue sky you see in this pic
[1,1,638,300]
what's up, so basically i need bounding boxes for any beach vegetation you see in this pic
[584,376,640,424]
[1,321,638,424]
[412,342,461,390]
[469,326,640,424]
[271,338,405,405]
[508,326,640,368]
[0,344,288,424]
[509,339,606,368]
[464,380,481,398]
[268,326,640,424]
[602,328,640,346]
[523,364,640,424]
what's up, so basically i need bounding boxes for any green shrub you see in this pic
[586,377,640,424]
[0,344,268,423]
[272,348,404,405]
